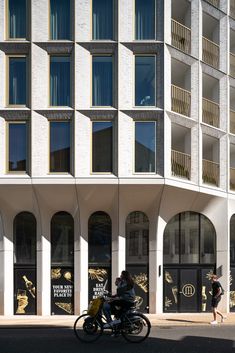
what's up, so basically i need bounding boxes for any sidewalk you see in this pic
[0,313,234,328]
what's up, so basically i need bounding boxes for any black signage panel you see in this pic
[14,267,36,315]
[51,267,74,315]
[230,267,235,312]
[127,265,149,312]
[88,266,111,303]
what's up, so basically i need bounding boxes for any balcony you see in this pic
[171,85,191,117]
[202,159,219,186]
[202,37,219,69]
[202,98,219,128]
[231,0,235,19]
[171,150,191,180]
[231,110,235,134]
[171,19,191,54]
[206,0,219,8]
[231,53,235,78]
[230,168,235,190]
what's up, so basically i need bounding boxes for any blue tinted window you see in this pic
[135,56,155,106]
[50,122,70,173]
[135,0,155,40]
[93,0,113,40]
[135,122,156,172]
[50,0,71,40]
[92,56,113,106]
[50,56,70,106]
[9,0,26,39]
[9,57,26,105]
[92,122,113,172]
[9,123,27,172]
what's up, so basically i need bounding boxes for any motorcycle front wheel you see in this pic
[74,314,103,343]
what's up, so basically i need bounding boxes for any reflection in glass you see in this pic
[88,212,111,264]
[14,212,36,264]
[50,121,70,173]
[50,0,71,39]
[92,122,113,172]
[135,122,156,172]
[135,0,155,40]
[180,212,199,264]
[135,56,155,106]
[92,56,113,106]
[51,212,74,265]
[9,57,26,105]
[163,215,180,264]
[9,123,27,172]
[93,0,113,40]
[200,216,215,264]
[50,56,70,106]
[230,215,235,265]
[9,0,26,39]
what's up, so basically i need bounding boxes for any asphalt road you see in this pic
[0,325,235,353]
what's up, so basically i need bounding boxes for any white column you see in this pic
[4,222,14,315]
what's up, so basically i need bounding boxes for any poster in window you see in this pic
[127,265,149,312]
[14,268,36,315]
[51,267,74,315]
[230,267,235,312]
[88,266,111,303]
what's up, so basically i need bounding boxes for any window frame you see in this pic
[133,120,157,174]
[134,54,156,108]
[134,0,156,41]
[48,119,72,174]
[91,0,115,41]
[6,0,29,40]
[49,0,72,41]
[91,120,114,174]
[6,55,28,107]
[91,54,114,108]
[6,121,28,174]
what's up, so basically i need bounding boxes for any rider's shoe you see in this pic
[103,319,121,329]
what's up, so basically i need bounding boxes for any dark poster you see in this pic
[230,267,235,312]
[14,268,36,315]
[201,268,214,312]
[127,265,149,312]
[88,267,111,303]
[163,268,178,312]
[51,267,74,315]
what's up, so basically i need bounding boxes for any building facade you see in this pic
[0,0,235,316]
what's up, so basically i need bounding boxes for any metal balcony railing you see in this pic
[230,167,235,190]
[171,19,191,54]
[206,0,219,8]
[171,150,191,180]
[202,159,219,186]
[202,97,219,128]
[230,53,235,78]
[231,0,235,19]
[171,85,191,117]
[230,110,235,134]
[202,37,219,69]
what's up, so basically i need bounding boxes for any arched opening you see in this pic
[126,211,149,311]
[14,212,37,315]
[230,215,235,312]
[163,211,216,313]
[88,211,111,303]
[51,211,74,315]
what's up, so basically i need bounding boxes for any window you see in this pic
[92,121,113,173]
[50,56,70,106]
[135,56,156,106]
[135,0,155,40]
[50,121,70,173]
[8,0,27,39]
[92,56,113,106]
[8,122,27,172]
[92,0,114,40]
[135,121,156,173]
[50,0,71,40]
[8,57,27,106]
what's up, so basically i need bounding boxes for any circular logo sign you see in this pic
[182,284,195,297]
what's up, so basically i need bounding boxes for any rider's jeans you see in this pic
[103,301,112,322]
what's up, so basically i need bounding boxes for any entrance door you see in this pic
[179,269,198,312]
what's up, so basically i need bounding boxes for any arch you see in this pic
[13,211,37,315]
[125,211,149,311]
[51,211,74,315]
[88,211,112,302]
[230,215,235,312]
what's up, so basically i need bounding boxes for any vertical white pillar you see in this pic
[4,219,14,315]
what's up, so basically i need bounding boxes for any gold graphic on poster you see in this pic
[165,271,173,284]
[165,296,172,308]
[23,275,36,298]
[182,284,195,297]
[88,268,107,282]
[206,270,214,281]
[51,268,62,279]
[201,286,207,312]
[133,273,148,293]
[171,286,178,304]
[16,289,28,314]
[55,302,73,314]
[229,271,233,286]
[230,291,235,308]
[135,295,144,309]
[64,271,73,283]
